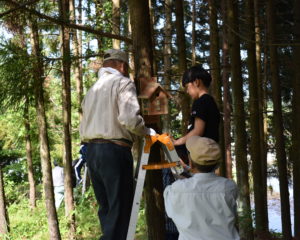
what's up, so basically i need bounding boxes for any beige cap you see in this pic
[103,49,128,64]
[186,136,221,165]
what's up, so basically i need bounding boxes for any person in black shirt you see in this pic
[163,65,220,240]
[173,65,220,165]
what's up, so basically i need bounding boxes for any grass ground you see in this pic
[3,187,147,240]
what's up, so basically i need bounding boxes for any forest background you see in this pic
[0,0,299,240]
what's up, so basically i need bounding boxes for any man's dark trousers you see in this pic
[87,142,134,240]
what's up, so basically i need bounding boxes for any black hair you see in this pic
[181,64,212,88]
[193,162,219,173]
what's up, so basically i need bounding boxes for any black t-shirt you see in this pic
[188,94,220,142]
[175,94,220,164]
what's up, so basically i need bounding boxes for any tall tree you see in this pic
[254,0,269,234]
[208,0,225,176]
[20,31,37,209]
[162,0,172,133]
[226,0,254,239]
[129,1,165,239]
[70,0,83,121]
[24,97,36,209]
[29,18,61,240]
[292,0,300,238]
[266,0,292,239]
[245,0,268,234]
[221,0,232,179]
[174,0,190,134]
[59,0,76,238]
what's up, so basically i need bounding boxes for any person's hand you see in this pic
[179,159,191,171]
[145,128,157,136]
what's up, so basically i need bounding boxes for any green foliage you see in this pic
[3,185,148,240]
[0,39,34,110]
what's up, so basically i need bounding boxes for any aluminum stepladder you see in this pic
[126,133,185,240]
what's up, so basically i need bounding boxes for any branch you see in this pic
[4,0,133,44]
[44,53,102,61]
[0,0,40,18]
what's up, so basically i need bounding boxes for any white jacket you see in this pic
[80,67,147,142]
[164,172,240,240]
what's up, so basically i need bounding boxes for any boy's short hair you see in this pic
[181,65,212,88]
[186,136,221,166]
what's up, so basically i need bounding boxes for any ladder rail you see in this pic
[126,139,150,240]
[126,134,186,240]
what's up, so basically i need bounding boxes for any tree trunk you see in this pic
[292,0,300,238]
[0,167,9,235]
[174,0,190,134]
[208,0,225,177]
[24,97,36,209]
[254,0,269,235]
[59,0,76,238]
[129,1,165,240]
[70,0,83,121]
[112,0,120,49]
[221,0,232,179]
[226,0,254,239]
[266,1,292,239]
[149,0,158,75]
[245,0,268,234]
[128,13,135,80]
[30,19,61,240]
[162,0,172,133]
[191,0,196,65]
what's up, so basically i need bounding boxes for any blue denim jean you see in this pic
[86,142,134,240]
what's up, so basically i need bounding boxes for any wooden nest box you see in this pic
[138,77,171,116]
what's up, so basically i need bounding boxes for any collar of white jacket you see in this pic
[98,67,123,79]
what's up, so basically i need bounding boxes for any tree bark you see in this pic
[70,0,83,121]
[226,0,254,239]
[292,0,300,238]
[266,1,292,239]
[221,0,232,179]
[112,0,120,49]
[129,1,165,239]
[30,19,61,240]
[191,0,196,65]
[24,97,36,209]
[174,0,190,134]
[162,0,172,133]
[59,0,76,238]
[149,0,158,75]
[254,0,269,235]
[245,0,268,234]
[208,0,225,177]
[0,167,9,235]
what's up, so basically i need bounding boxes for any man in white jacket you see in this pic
[164,136,240,240]
[80,49,155,240]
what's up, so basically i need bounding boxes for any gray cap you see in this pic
[103,49,128,65]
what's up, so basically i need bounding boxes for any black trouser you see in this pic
[87,142,134,240]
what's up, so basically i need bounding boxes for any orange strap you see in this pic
[144,135,158,153]
[142,161,178,170]
[157,133,174,151]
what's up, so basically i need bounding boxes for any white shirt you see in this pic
[52,166,64,187]
[80,67,147,142]
[164,172,240,240]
